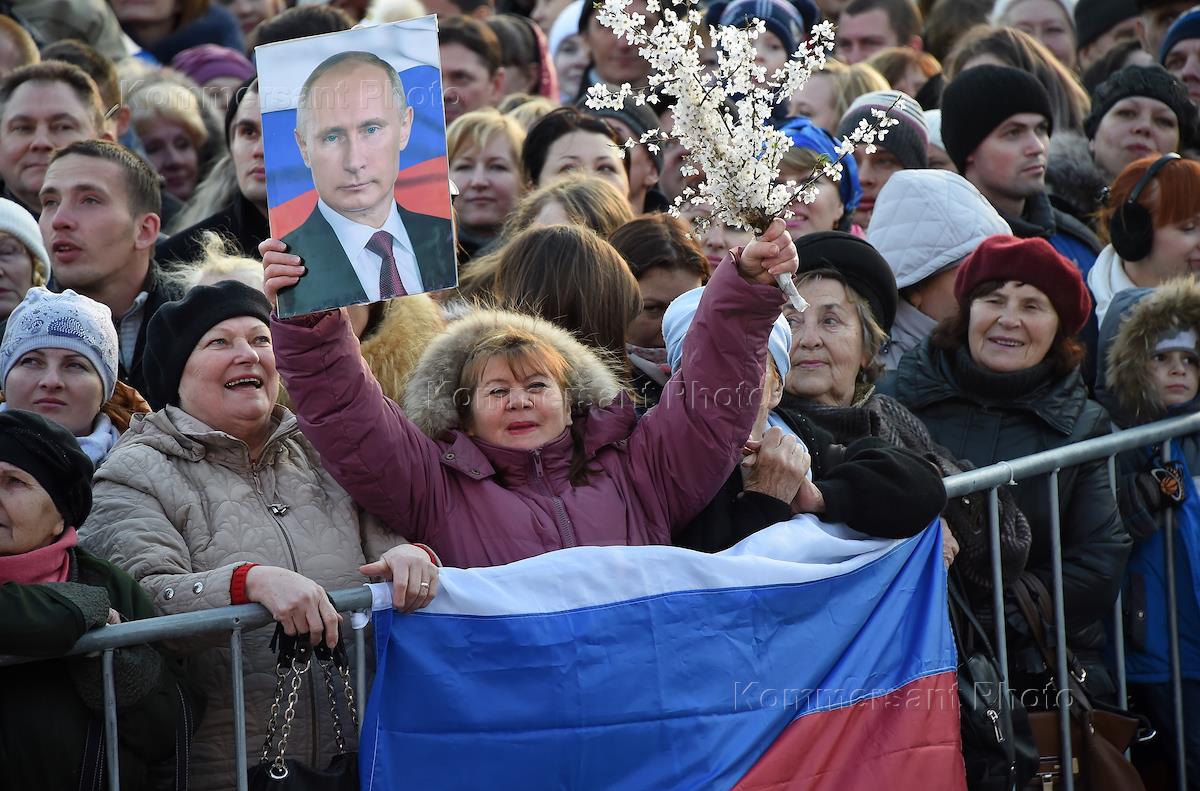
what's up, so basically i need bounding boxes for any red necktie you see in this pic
[366,230,407,299]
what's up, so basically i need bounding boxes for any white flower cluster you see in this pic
[585,0,898,237]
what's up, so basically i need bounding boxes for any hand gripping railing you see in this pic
[942,410,1200,791]
[0,585,374,791]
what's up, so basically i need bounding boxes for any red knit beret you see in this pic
[954,235,1093,336]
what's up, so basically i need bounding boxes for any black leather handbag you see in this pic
[949,575,1039,790]
[247,626,360,791]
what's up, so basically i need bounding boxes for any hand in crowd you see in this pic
[259,238,304,309]
[737,218,799,287]
[244,566,341,649]
[941,519,959,571]
[106,608,121,626]
[742,426,810,505]
[791,478,826,515]
[360,544,440,613]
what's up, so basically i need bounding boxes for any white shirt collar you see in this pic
[316,198,412,259]
[315,198,422,300]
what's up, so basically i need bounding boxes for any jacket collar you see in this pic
[998,191,1056,239]
[896,339,1085,435]
[132,404,298,470]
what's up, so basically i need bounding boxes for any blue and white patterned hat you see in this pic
[0,287,119,400]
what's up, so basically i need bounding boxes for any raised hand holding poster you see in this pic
[256,18,457,318]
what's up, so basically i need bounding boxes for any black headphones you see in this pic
[1109,152,1182,262]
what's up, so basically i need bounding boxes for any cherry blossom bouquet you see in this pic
[585,0,897,309]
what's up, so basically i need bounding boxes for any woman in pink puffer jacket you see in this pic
[261,220,798,570]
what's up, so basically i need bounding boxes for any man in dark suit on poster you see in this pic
[278,50,455,317]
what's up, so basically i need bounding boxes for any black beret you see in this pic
[0,410,93,528]
[793,231,898,333]
[142,281,273,411]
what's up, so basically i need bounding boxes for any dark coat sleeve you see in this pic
[817,437,946,538]
[674,471,792,553]
[0,581,111,657]
[74,552,194,766]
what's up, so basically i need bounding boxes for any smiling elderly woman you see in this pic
[261,219,798,568]
[889,234,1131,704]
[77,281,435,791]
[774,232,1031,604]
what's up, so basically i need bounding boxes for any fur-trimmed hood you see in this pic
[1045,131,1109,226]
[1097,279,1200,425]
[402,308,624,438]
[359,294,446,404]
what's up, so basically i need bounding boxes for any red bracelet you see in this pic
[229,563,259,605]
[411,543,441,567]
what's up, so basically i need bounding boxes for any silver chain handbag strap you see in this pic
[340,663,360,733]
[268,656,310,780]
[318,641,360,754]
[259,664,288,765]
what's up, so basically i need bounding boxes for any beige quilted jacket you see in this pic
[79,405,401,791]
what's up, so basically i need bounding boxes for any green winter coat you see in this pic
[0,548,189,791]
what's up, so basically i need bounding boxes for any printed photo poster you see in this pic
[255,18,457,318]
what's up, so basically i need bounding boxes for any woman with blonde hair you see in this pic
[792,60,892,133]
[0,199,50,321]
[448,109,527,260]
[127,79,210,201]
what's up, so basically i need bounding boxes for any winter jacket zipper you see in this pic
[531,450,578,549]
[251,462,320,766]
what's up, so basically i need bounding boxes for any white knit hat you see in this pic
[0,198,50,285]
[0,288,119,400]
[550,0,586,55]
[991,0,1076,29]
[924,109,946,152]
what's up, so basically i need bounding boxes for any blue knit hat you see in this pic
[716,0,819,57]
[1160,6,1200,63]
[781,116,862,213]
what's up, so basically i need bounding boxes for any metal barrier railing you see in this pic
[4,411,1200,790]
[0,586,374,791]
[942,409,1200,791]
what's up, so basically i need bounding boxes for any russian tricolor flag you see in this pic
[359,518,965,790]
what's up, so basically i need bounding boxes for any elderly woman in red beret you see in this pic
[887,234,1131,704]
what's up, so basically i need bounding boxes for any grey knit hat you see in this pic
[837,90,929,170]
[0,198,50,285]
[0,288,119,401]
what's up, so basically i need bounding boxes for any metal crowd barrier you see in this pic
[5,411,1200,790]
[942,409,1200,791]
[0,585,375,791]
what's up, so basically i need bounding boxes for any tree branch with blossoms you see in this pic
[585,0,898,310]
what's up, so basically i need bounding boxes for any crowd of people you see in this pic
[3,0,1200,787]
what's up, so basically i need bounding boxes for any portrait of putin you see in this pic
[278,50,455,317]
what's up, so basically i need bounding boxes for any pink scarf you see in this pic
[0,526,77,584]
